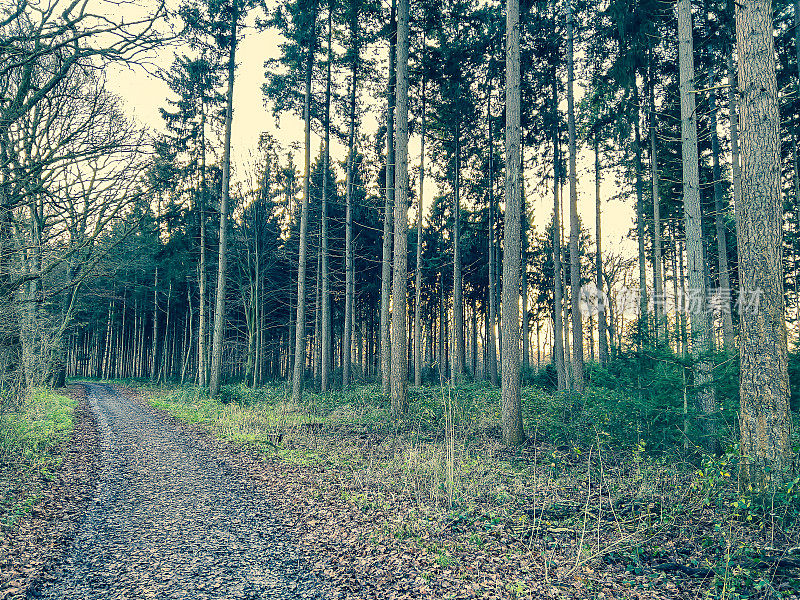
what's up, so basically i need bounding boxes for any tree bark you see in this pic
[452,126,465,383]
[502,0,525,445]
[703,3,734,351]
[151,266,159,381]
[551,76,566,391]
[677,0,717,452]
[198,90,208,388]
[567,0,583,392]
[320,4,333,392]
[487,84,499,386]
[209,7,238,398]
[291,12,316,405]
[380,0,397,397]
[343,25,359,389]
[735,0,792,486]
[390,0,409,416]
[649,65,664,344]
[414,67,425,388]
[632,82,648,338]
[594,136,609,366]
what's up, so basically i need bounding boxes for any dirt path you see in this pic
[33,383,322,600]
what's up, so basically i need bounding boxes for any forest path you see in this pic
[35,383,322,600]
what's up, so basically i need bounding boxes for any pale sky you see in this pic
[103,1,637,258]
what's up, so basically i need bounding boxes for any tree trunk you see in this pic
[594,136,609,366]
[677,0,717,452]
[209,8,237,398]
[567,0,583,392]
[198,91,208,388]
[735,0,792,486]
[291,13,316,405]
[649,65,664,344]
[414,68,425,388]
[632,82,648,338]
[702,5,735,352]
[502,0,525,445]
[380,0,397,396]
[390,0,409,416]
[452,126,465,383]
[551,77,566,391]
[320,4,333,392]
[487,85,499,386]
[343,38,358,389]
[151,267,159,381]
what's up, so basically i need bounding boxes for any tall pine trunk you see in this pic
[632,82,648,338]
[452,127,465,383]
[380,0,397,396]
[649,66,664,344]
[487,84,499,386]
[551,76,566,391]
[291,14,316,405]
[414,70,425,387]
[390,0,409,415]
[567,0,583,391]
[209,8,238,398]
[735,0,792,486]
[343,21,359,389]
[677,0,717,452]
[501,0,525,445]
[594,136,609,366]
[320,4,332,392]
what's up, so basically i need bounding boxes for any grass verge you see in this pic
[0,388,78,531]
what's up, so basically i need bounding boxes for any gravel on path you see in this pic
[33,383,323,600]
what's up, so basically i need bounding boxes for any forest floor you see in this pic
[1,381,798,599]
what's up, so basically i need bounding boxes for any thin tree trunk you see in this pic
[703,5,734,351]
[649,64,664,344]
[677,0,717,452]
[320,4,333,392]
[502,0,525,445]
[390,0,409,415]
[735,0,792,485]
[343,21,359,389]
[567,0,583,392]
[671,222,681,356]
[487,84,499,386]
[209,8,238,398]
[594,136,608,366]
[453,126,465,383]
[198,97,208,388]
[380,0,397,396]
[291,12,317,405]
[551,77,566,391]
[633,82,648,338]
[414,69,425,388]
[151,267,159,380]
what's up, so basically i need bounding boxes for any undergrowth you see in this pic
[144,379,800,599]
[0,388,77,530]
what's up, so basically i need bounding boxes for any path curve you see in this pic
[35,383,322,599]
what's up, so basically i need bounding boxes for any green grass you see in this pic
[0,388,77,468]
[0,388,78,530]
[141,379,800,599]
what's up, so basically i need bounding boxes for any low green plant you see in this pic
[0,388,77,467]
[0,388,78,531]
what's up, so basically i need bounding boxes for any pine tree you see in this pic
[501,0,524,445]
[735,0,793,486]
